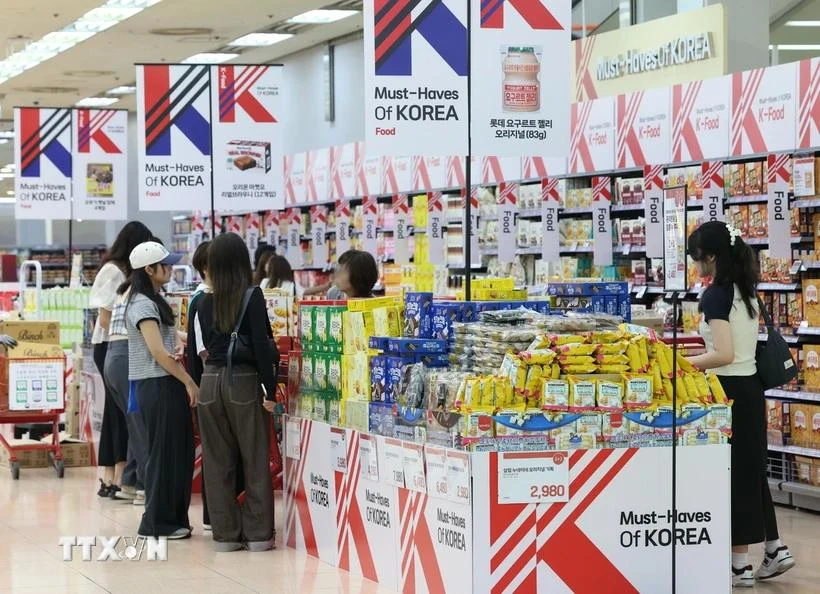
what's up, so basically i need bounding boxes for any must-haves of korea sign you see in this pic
[572,4,727,101]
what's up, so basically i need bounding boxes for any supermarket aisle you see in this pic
[0,466,818,594]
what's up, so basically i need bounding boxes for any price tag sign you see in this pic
[383,438,405,488]
[425,445,448,500]
[403,442,427,493]
[285,418,301,460]
[497,451,569,505]
[446,450,471,505]
[359,434,379,483]
[330,427,347,474]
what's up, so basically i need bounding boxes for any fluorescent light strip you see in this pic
[771,44,820,51]
[0,198,16,205]
[106,85,136,95]
[0,0,162,85]
[785,21,820,27]
[288,9,359,24]
[182,52,239,64]
[230,33,293,47]
[76,96,119,107]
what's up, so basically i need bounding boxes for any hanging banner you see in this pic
[470,0,571,158]
[427,191,446,265]
[702,161,726,223]
[644,165,665,259]
[305,148,329,203]
[335,200,352,256]
[464,188,481,267]
[311,206,329,266]
[497,182,518,263]
[287,208,303,269]
[329,143,356,200]
[211,64,283,212]
[482,156,521,185]
[393,194,411,265]
[227,215,243,235]
[672,76,730,162]
[570,97,616,174]
[363,0,468,156]
[521,156,567,181]
[767,154,792,259]
[616,87,671,169]
[136,64,211,211]
[592,176,613,266]
[797,58,819,150]
[363,196,379,256]
[190,213,205,250]
[14,107,72,220]
[663,185,688,292]
[354,141,381,198]
[285,153,306,206]
[541,178,561,262]
[245,213,260,256]
[412,156,447,192]
[71,108,128,221]
[447,156,466,188]
[264,211,281,248]
[731,62,797,157]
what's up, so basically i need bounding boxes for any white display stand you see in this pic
[284,417,731,593]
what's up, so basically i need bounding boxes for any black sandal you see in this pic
[97,478,111,497]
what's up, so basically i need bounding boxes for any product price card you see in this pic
[285,419,301,460]
[497,451,569,505]
[403,442,427,494]
[329,427,347,474]
[792,156,815,197]
[425,446,449,500]
[359,434,379,483]
[663,186,688,292]
[383,438,405,488]
[446,450,471,506]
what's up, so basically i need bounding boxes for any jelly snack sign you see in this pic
[364,0,468,157]
[14,107,73,220]
[471,0,571,158]
[137,64,212,211]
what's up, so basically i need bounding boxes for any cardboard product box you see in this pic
[748,204,767,238]
[789,403,819,448]
[0,342,65,412]
[745,162,763,195]
[0,321,60,345]
[803,279,820,327]
[794,455,820,486]
[65,379,81,440]
[728,205,750,237]
[0,440,49,468]
[766,399,786,445]
[804,345,820,391]
[264,293,293,338]
[726,163,746,197]
[45,437,91,467]
[226,140,271,173]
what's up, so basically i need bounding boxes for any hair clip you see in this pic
[725,222,742,246]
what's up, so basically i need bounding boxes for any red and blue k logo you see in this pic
[143,65,211,157]
[77,109,122,154]
[19,108,72,178]
[480,0,563,29]
[217,65,276,123]
[374,0,468,76]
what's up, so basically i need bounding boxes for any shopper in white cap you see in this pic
[123,240,197,540]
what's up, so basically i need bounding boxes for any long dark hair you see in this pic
[339,249,379,298]
[266,255,294,288]
[688,221,759,318]
[254,247,277,286]
[102,221,153,276]
[209,232,252,333]
[119,237,175,326]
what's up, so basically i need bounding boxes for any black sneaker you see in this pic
[97,479,111,498]
[107,485,123,499]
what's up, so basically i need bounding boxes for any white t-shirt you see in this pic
[89,262,125,344]
[698,283,758,376]
[261,279,303,297]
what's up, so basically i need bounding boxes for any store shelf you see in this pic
[724,194,768,205]
[517,209,542,218]
[793,198,820,209]
[757,283,800,291]
[768,478,792,506]
[516,246,542,255]
[479,214,497,221]
[802,261,820,271]
[797,326,820,337]
[610,204,644,213]
[560,245,594,253]
[759,332,799,344]
[768,444,820,458]
[561,206,594,215]
[765,389,820,403]
[744,236,811,246]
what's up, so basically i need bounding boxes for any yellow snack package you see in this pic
[527,335,551,351]
[494,406,528,437]
[662,378,675,400]
[624,374,653,408]
[692,373,712,401]
[635,336,650,370]
[556,343,598,356]
[463,377,482,407]
[543,380,570,410]
[525,365,545,398]
[676,353,698,374]
[682,428,726,445]
[675,375,690,402]
[706,373,728,404]
[551,364,561,379]
[464,406,496,439]
[563,365,599,375]
[555,432,597,450]
[602,411,629,444]
[598,342,629,355]
[597,380,624,409]
[626,342,643,372]
[519,349,557,365]
[705,403,732,433]
[589,330,623,344]
[657,345,673,378]
[551,334,588,346]
[576,412,603,441]
[559,355,596,366]
[650,363,664,396]
[568,376,596,409]
[598,364,631,374]
[480,377,497,407]
[682,374,700,403]
[597,353,630,366]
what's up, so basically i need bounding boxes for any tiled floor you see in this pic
[0,466,818,593]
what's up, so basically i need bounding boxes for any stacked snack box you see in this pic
[547,282,631,322]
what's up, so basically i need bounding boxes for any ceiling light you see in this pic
[288,9,359,24]
[106,85,136,95]
[770,44,820,51]
[0,0,162,86]
[0,198,15,204]
[6,191,14,196]
[0,173,14,180]
[229,33,293,47]
[75,97,119,107]
[182,52,239,64]
[0,140,7,145]
[785,21,820,27]
[0,132,13,139]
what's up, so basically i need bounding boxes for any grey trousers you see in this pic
[198,364,274,545]
[104,340,147,489]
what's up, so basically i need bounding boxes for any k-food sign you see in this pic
[15,107,72,220]
[137,64,212,211]
[364,0,468,157]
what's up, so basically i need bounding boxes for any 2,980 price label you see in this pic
[498,451,569,505]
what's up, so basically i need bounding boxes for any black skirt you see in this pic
[719,373,779,546]
[94,342,128,467]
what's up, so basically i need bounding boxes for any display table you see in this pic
[284,417,731,593]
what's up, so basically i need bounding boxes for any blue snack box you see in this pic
[619,297,632,322]
[370,356,387,402]
[430,303,460,341]
[415,353,450,368]
[547,282,629,297]
[605,295,619,317]
[460,302,478,322]
[403,292,434,338]
[385,357,407,404]
[369,402,395,437]
[369,336,391,351]
[387,338,448,354]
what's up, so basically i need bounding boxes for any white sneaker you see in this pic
[732,565,754,588]
[167,527,191,540]
[755,546,795,580]
[133,490,145,506]
[203,524,212,532]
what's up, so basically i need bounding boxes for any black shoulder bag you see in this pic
[227,287,280,385]
[755,296,797,390]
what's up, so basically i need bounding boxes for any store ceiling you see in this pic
[771,0,820,63]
